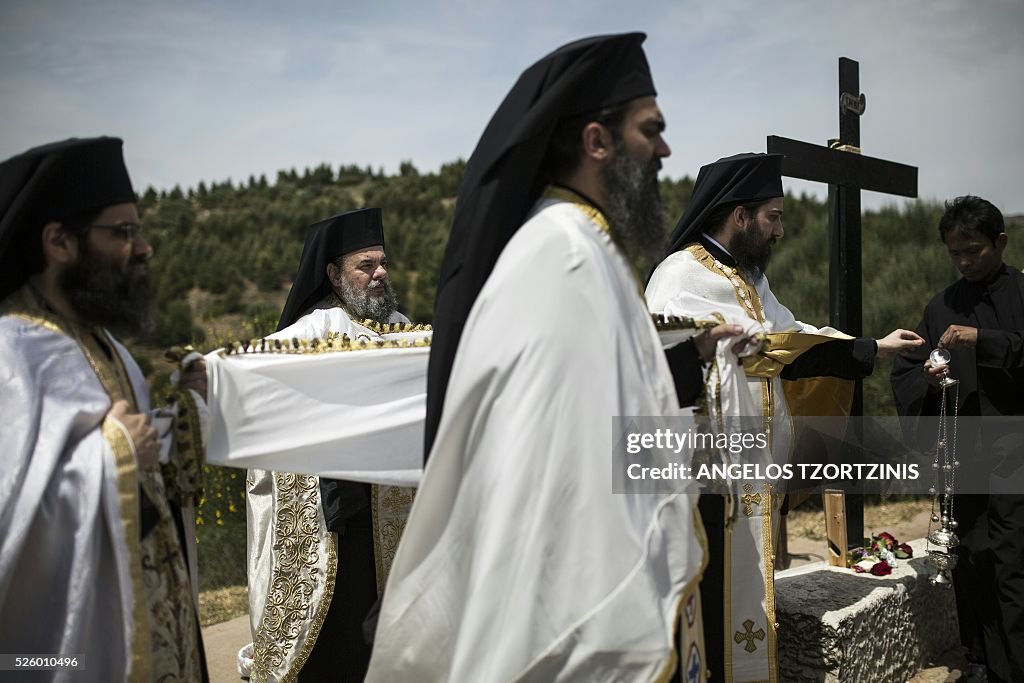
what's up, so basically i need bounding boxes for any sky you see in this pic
[2,0,1022,213]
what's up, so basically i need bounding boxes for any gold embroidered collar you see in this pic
[542,185,611,236]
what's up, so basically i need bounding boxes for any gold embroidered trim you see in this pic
[251,473,334,683]
[652,313,720,333]
[684,244,765,323]
[161,387,205,507]
[762,482,778,682]
[284,532,338,683]
[371,485,416,595]
[354,319,432,335]
[1,286,68,335]
[103,418,152,683]
[220,332,431,356]
[541,185,611,235]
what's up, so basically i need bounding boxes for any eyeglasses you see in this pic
[87,222,144,242]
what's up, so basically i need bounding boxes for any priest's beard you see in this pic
[732,221,775,281]
[341,277,399,323]
[601,139,665,262]
[59,245,152,336]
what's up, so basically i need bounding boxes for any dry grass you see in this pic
[199,585,248,627]
[787,495,933,543]
[864,498,933,528]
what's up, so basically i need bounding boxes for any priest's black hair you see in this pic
[541,102,630,185]
[939,195,1005,246]
[11,204,106,282]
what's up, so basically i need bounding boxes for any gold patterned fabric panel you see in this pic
[251,473,335,683]
[160,386,206,508]
[371,485,416,594]
[139,468,203,681]
[102,417,152,683]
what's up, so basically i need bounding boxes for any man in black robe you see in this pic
[892,195,1024,683]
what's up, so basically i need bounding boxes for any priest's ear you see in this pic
[580,121,614,162]
[995,232,1009,251]
[731,204,754,230]
[326,260,344,291]
[39,221,81,268]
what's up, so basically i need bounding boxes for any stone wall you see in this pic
[775,538,958,682]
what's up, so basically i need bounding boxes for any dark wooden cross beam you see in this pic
[767,57,918,548]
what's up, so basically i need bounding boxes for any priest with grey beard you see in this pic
[244,207,416,683]
[273,207,405,337]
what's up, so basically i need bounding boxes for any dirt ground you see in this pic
[201,497,954,683]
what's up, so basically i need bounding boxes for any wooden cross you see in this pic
[734,619,766,653]
[767,57,918,548]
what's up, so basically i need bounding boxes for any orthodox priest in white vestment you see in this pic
[647,152,922,683]
[245,208,419,683]
[367,33,709,683]
[0,137,207,681]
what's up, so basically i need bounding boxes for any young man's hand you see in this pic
[938,324,978,350]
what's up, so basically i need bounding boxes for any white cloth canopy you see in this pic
[206,338,428,488]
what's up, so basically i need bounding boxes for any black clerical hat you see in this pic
[424,33,656,456]
[0,137,136,298]
[276,208,385,330]
[662,152,783,258]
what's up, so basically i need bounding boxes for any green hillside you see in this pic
[132,161,1024,417]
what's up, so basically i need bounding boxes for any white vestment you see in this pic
[272,304,410,342]
[367,190,708,682]
[0,287,205,682]
[239,304,421,682]
[647,243,854,683]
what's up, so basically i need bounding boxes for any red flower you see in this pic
[897,543,913,558]
[869,561,892,576]
[876,532,896,550]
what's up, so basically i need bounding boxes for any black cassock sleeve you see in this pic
[977,328,1024,369]
[779,337,877,381]
[320,478,371,534]
[664,339,705,408]
[891,310,943,418]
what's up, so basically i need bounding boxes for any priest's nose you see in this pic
[656,139,671,159]
[135,233,154,261]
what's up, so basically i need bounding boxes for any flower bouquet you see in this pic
[848,532,913,576]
